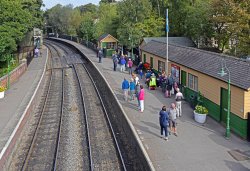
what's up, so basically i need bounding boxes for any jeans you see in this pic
[120,64,125,72]
[113,63,117,71]
[139,100,144,111]
[128,67,132,75]
[176,101,182,116]
[160,125,168,137]
[123,89,129,101]
[99,57,102,63]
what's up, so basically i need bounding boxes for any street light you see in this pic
[218,61,231,139]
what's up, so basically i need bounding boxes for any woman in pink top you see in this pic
[139,85,145,112]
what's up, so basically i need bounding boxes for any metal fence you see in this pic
[59,35,98,53]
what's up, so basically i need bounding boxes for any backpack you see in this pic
[113,57,118,64]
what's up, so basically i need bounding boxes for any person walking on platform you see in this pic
[129,78,136,100]
[98,49,103,63]
[166,73,174,98]
[175,88,184,117]
[122,78,129,101]
[138,85,145,112]
[120,56,126,72]
[159,106,169,140]
[132,73,139,85]
[139,69,144,79]
[112,53,118,71]
[34,47,39,58]
[169,103,178,136]
[135,82,140,107]
[127,58,133,75]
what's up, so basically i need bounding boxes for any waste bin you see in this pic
[190,94,197,109]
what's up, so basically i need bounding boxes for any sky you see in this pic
[42,0,100,10]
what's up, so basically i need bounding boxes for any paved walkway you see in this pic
[76,44,250,171]
[0,47,47,153]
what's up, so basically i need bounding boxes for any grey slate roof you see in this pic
[98,33,109,42]
[143,37,196,47]
[141,40,250,90]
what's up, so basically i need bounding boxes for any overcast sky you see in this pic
[42,0,100,10]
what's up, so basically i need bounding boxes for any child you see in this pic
[139,69,143,79]
[129,78,136,100]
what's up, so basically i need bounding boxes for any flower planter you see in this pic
[0,91,5,99]
[194,110,207,123]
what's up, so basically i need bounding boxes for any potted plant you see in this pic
[194,105,208,123]
[0,86,6,99]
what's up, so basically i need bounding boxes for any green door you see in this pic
[181,70,187,96]
[150,57,153,67]
[220,88,228,124]
[143,54,146,63]
[181,70,186,86]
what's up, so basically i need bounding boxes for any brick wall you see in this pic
[0,62,27,87]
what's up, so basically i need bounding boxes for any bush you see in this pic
[195,105,208,114]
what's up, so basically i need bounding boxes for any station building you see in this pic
[140,40,250,139]
[98,33,118,57]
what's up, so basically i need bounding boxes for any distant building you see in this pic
[97,33,118,57]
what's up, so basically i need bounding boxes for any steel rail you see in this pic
[81,63,127,171]
[21,50,54,171]
[73,64,93,171]
[52,69,65,171]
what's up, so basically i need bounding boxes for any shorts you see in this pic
[170,120,177,128]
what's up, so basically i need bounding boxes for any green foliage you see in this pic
[195,105,208,114]
[43,0,249,56]
[210,0,250,55]
[0,0,43,61]
[45,4,89,36]
[93,3,117,39]
[78,13,95,41]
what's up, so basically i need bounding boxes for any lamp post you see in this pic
[218,62,231,139]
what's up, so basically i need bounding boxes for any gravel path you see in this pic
[56,68,88,171]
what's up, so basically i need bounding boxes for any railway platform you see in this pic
[69,41,250,171]
[0,47,48,168]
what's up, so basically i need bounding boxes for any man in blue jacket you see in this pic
[122,78,129,101]
[159,106,169,140]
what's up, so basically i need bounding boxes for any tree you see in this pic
[93,3,118,39]
[45,4,81,35]
[0,0,41,61]
[78,13,95,42]
[210,0,250,54]
[100,0,117,3]
[116,0,153,46]
[184,0,213,46]
[76,3,97,15]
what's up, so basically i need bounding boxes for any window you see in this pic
[188,73,198,91]
[107,42,115,49]
[143,54,146,63]
[150,57,153,67]
[158,60,165,72]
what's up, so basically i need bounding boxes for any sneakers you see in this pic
[164,137,169,141]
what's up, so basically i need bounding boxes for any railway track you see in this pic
[74,63,126,171]
[20,42,126,171]
[21,67,64,170]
